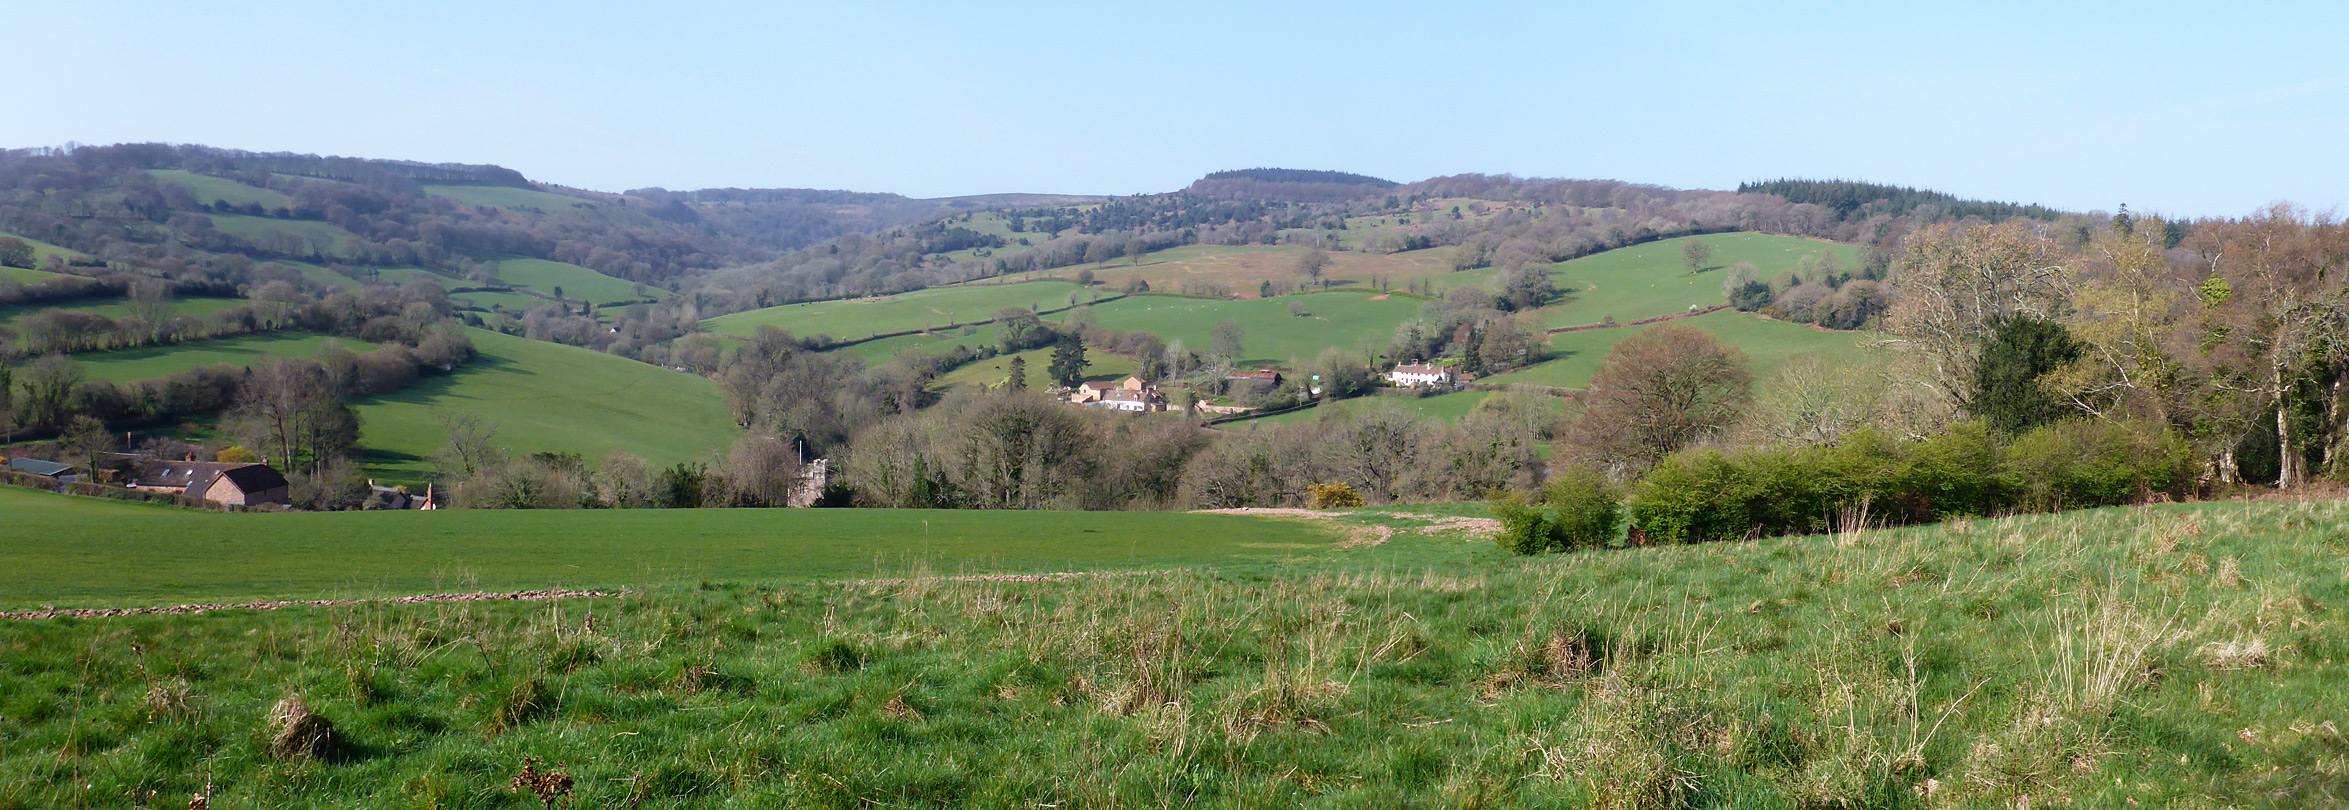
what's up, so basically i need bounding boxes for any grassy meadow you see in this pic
[1084,291,1422,368]
[350,329,738,485]
[704,281,1091,343]
[1482,310,1874,390]
[0,486,1339,609]
[1538,233,1859,328]
[0,231,91,270]
[0,491,2341,807]
[0,265,65,284]
[148,170,293,210]
[71,333,377,384]
[204,214,369,260]
[0,296,249,331]
[490,258,659,305]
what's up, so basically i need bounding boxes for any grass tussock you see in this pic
[0,500,2343,806]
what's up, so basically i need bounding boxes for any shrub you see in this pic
[1542,467,1622,551]
[1308,482,1364,509]
[2005,419,2192,511]
[1627,450,1751,545]
[1494,469,1622,554]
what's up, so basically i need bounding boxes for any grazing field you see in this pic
[0,231,91,268]
[1241,388,1524,427]
[704,281,1090,342]
[1482,309,1875,389]
[1086,291,1421,367]
[147,169,293,210]
[0,264,65,284]
[71,333,377,383]
[0,296,248,330]
[359,266,470,288]
[449,289,551,314]
[203,214,368,259]
[0,494,2340,808]
[1537,232,1860,328]
[1057,244,1456,297]
[932,345,1139,390]
[491,257,661,305]
[0,486,1339,609]
[424,183,600,214]
[350,329,738,484]
[827,325,1002,366]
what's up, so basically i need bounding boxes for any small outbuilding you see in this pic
[7,458,81,482]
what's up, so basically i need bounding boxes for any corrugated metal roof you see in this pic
[7,458,75,477]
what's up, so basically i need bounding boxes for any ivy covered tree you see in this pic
[1973,314,2084,434]
[1048,334,1087,388]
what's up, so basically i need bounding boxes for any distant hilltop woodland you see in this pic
[3,140,2348,524]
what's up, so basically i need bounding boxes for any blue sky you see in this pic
[12,1,2345,218]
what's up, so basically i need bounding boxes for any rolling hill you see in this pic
[350,328,739,484]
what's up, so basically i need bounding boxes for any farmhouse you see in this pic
[1070,376,1168,412]
[131,460,291,507]
[1388,363,1452,387]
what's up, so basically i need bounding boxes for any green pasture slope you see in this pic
[1085,290,1421,367]
[0,495,2342,807]
[0,231,90,269]
[0,296,248,330]
[203,213,368,259]
[147,169,293,210]
[351,329,738,484]
[70,333,377,383]
[1482,309,1874,389]
[449,289,549,314]
[933,344,1140,390]
[1242,388,1528,428]
[705,281,1090,343]
[491,257,662,305]
[1538,232,1860,328]
[0,486,1333,609]
[424,184,600,214]
[0,264,63,284]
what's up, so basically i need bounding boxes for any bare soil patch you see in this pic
[1,589,617,621]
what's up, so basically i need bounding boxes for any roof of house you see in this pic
[7,458,76,477]
[1101,389,1154,402]
[134,460,287,495]
[1077,381,1118,391]
[213,464,289,494]
[133,460,244,489]
[1393,364,1448,375]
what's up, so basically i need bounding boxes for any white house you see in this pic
[1388,363,1452,387]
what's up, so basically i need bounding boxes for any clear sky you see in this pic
[12,1,2346,218]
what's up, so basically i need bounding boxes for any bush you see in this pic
[1493,469,1621,554]
[2005,419,2192,511]
[1308,482,1364,509]
[1542,467,1622,551]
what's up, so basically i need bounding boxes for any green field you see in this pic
[1482,309,1875,389]
[0,486,1330,609]
[0,265,65,284]
[351,329,739,484]
[148,169,293,210]
[0,296,248,330]
[1085,290,1421,367]
[424,184,600,215]
[71,333,377,383]
[704,281,1090,343]
[491,257,661,305]
[829,325,1003,366]
[0,491,2340,807]
[450,289,551,314]
[204,214,368,259]
[1537,233,1861,328]
[1243,388,1521,427]
[0,231,91,269]
[369,267,472,288]
[933,345,1140,390]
